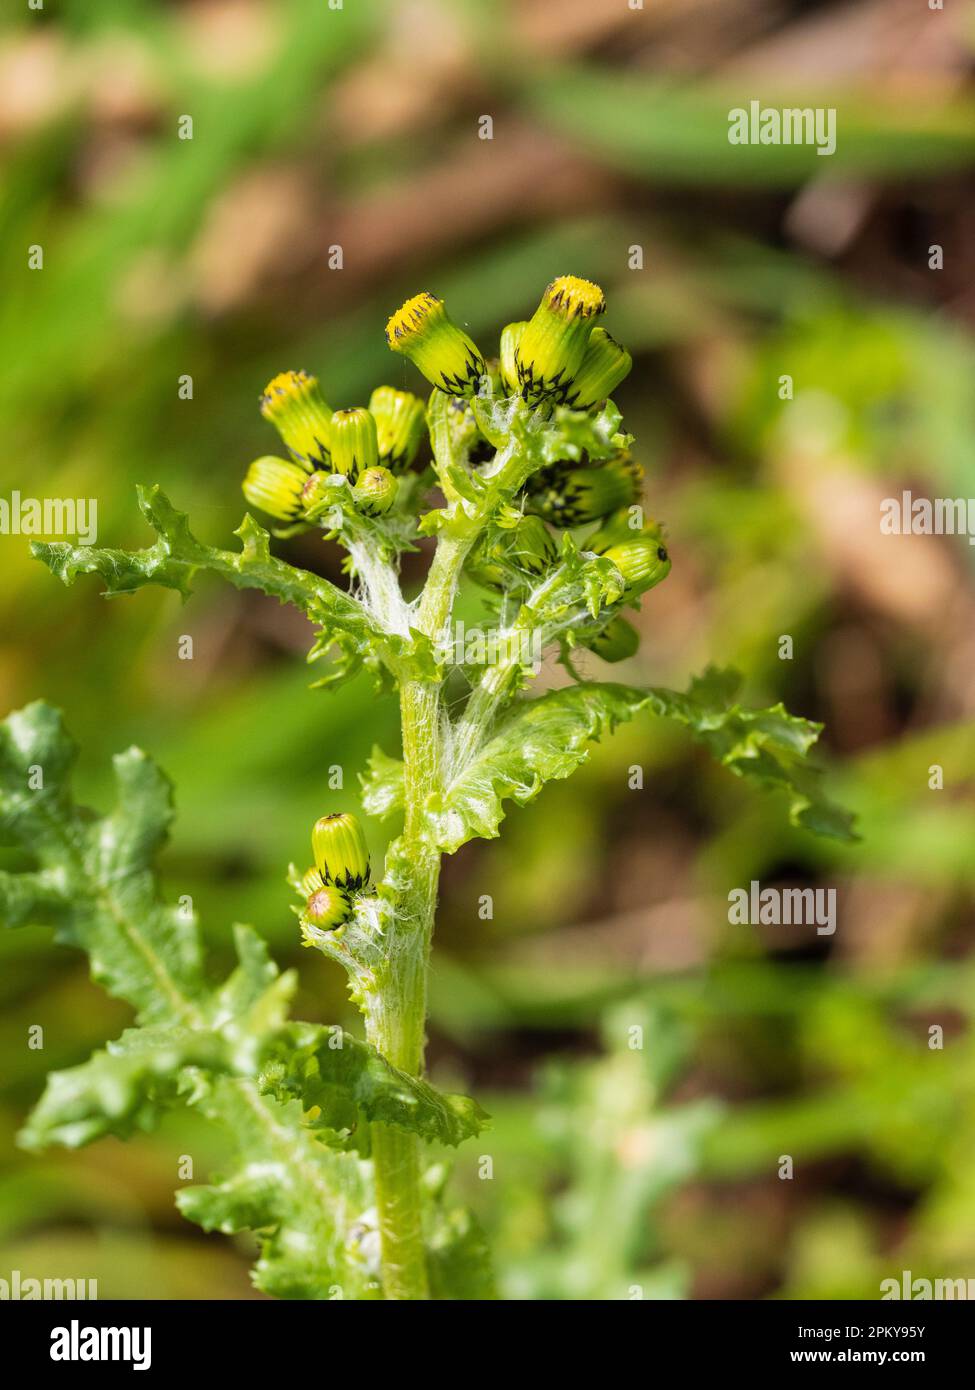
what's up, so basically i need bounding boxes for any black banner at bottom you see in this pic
[1,1297,969,1375]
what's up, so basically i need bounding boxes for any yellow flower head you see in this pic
[385,292,485,397]
[516,276,607,406]
[260,370,332,469]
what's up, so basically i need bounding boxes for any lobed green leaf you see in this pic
[434,670,855,853]
[0,701,205,1024]
[32,486,383,688]
[434,683,646,852]
[260,1023,488,1149]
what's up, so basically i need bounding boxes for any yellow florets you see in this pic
[385,293,442,346]
[543,275,607,320]
[259,370,332,468]
[385,292,485,396]
[261,369,313,405]
[515,275,608,406]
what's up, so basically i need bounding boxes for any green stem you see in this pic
[370,1119,429,1300]
[367,534,474,1301]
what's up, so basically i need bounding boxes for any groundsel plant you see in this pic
[4,276,855,1300]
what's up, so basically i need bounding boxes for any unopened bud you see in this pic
[603,536,671,596]
[467,515,559,591]
[260,370,332,468]
[312,813,370,891]
[303,884,352,934]
[587,616,639,662]
[499,321,527,395]
[329,407,379,483]
[354,465,398,516]
[242,456,309,521]
[516,276,606,406]
[528,455,642,528]
[368,386,426,473]
[385,292,485,397]
[564,328,632,409]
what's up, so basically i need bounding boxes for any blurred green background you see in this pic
[2,0,975,1299]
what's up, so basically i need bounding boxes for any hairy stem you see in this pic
[367,533,475,1300]
[370,1117,429,1300]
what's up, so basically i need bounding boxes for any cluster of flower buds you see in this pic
[385,275,631,415]
[509,277,631,409]
[298,812,371,943]
[243,369,426,523]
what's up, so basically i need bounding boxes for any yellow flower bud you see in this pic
[368,386,426,473]
[312,813,370,891]
[603,536,671,596]
[329,407,378,483]
[354,465,398,517]
[516,276,606,406]
[260,370,332,469]
[385,292,485,397]
[242,456,309,521]
[564,328,632,409]
[499,322,527,395]
[303,884,352,933]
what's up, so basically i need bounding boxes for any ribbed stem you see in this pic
[367,679,440,1300]
[367,535,470,1298]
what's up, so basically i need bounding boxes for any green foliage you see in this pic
[0,700,205,1026]
[5,0,970,1305]
[0,702,487,1300]
[639,668,857,843]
